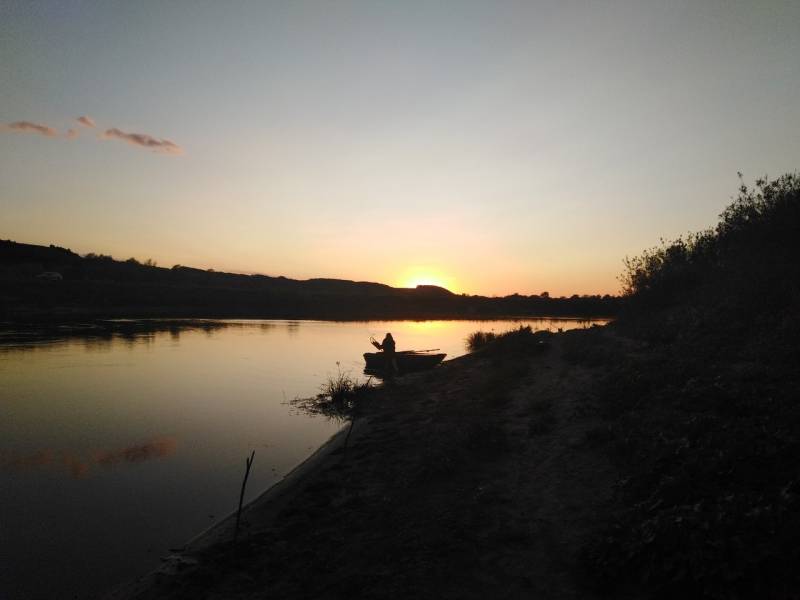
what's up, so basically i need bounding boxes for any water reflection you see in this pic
[0,317,605,354]
[0,319,238,351]
[1,437,177,479]
[0,317,608,600]
[95,437,176,467]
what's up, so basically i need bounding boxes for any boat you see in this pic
[363,350,446,374]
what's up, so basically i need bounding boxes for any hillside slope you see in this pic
[0,239,618,320]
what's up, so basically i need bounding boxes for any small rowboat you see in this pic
[363,351,446,374]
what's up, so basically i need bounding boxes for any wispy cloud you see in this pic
[5,120,59,137]
[4,116,184,156]
[102,127,183,155]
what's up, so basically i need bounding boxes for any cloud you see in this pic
[5,120,59,137]
[4,116,185,156]
[102,127,183,155]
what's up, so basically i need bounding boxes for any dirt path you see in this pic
[110,331,616,600]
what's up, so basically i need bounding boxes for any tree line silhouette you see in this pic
[0,240,618,321]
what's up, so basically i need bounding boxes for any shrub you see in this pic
[319,366,369,405]
[620,173,800,318]
[293,363,372,421]
[585,173,800,598]
[466,325,544,355]
[466,330,498,351]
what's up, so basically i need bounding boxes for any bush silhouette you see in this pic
[588,173,800,598]
[621,172,800,317]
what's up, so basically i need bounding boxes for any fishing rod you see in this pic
[369,335,439,353]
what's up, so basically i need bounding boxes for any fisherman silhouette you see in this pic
[371,332,398,375]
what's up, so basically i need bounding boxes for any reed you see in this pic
[292,363,373,422]
[233,450,255,542]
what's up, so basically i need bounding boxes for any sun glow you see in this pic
[397,266,458,292]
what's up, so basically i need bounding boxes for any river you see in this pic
[0,317,607,599]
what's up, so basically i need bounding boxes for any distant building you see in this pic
[36,271,63,281]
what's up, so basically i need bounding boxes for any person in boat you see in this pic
[372,332,398,374]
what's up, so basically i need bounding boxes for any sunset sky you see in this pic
[2,1,798,296]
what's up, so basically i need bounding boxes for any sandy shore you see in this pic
[106,330,616,600]
[105,418,365,599]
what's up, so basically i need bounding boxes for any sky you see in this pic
[1,1,798,296]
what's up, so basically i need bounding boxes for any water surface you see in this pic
[0,317,607,599]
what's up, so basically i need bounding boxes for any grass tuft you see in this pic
[292,363,372,421]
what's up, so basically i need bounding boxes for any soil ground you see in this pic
[109,330,617,600]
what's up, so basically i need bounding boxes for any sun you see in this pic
[406,275,445,288]
[397,266,458,292]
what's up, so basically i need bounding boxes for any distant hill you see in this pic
[0,239,618,321]
[0,240,399,295]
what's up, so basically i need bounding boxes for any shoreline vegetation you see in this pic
[107,173,799,599]
[0,239,618,322]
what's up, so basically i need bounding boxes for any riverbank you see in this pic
[106,326,620,599]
